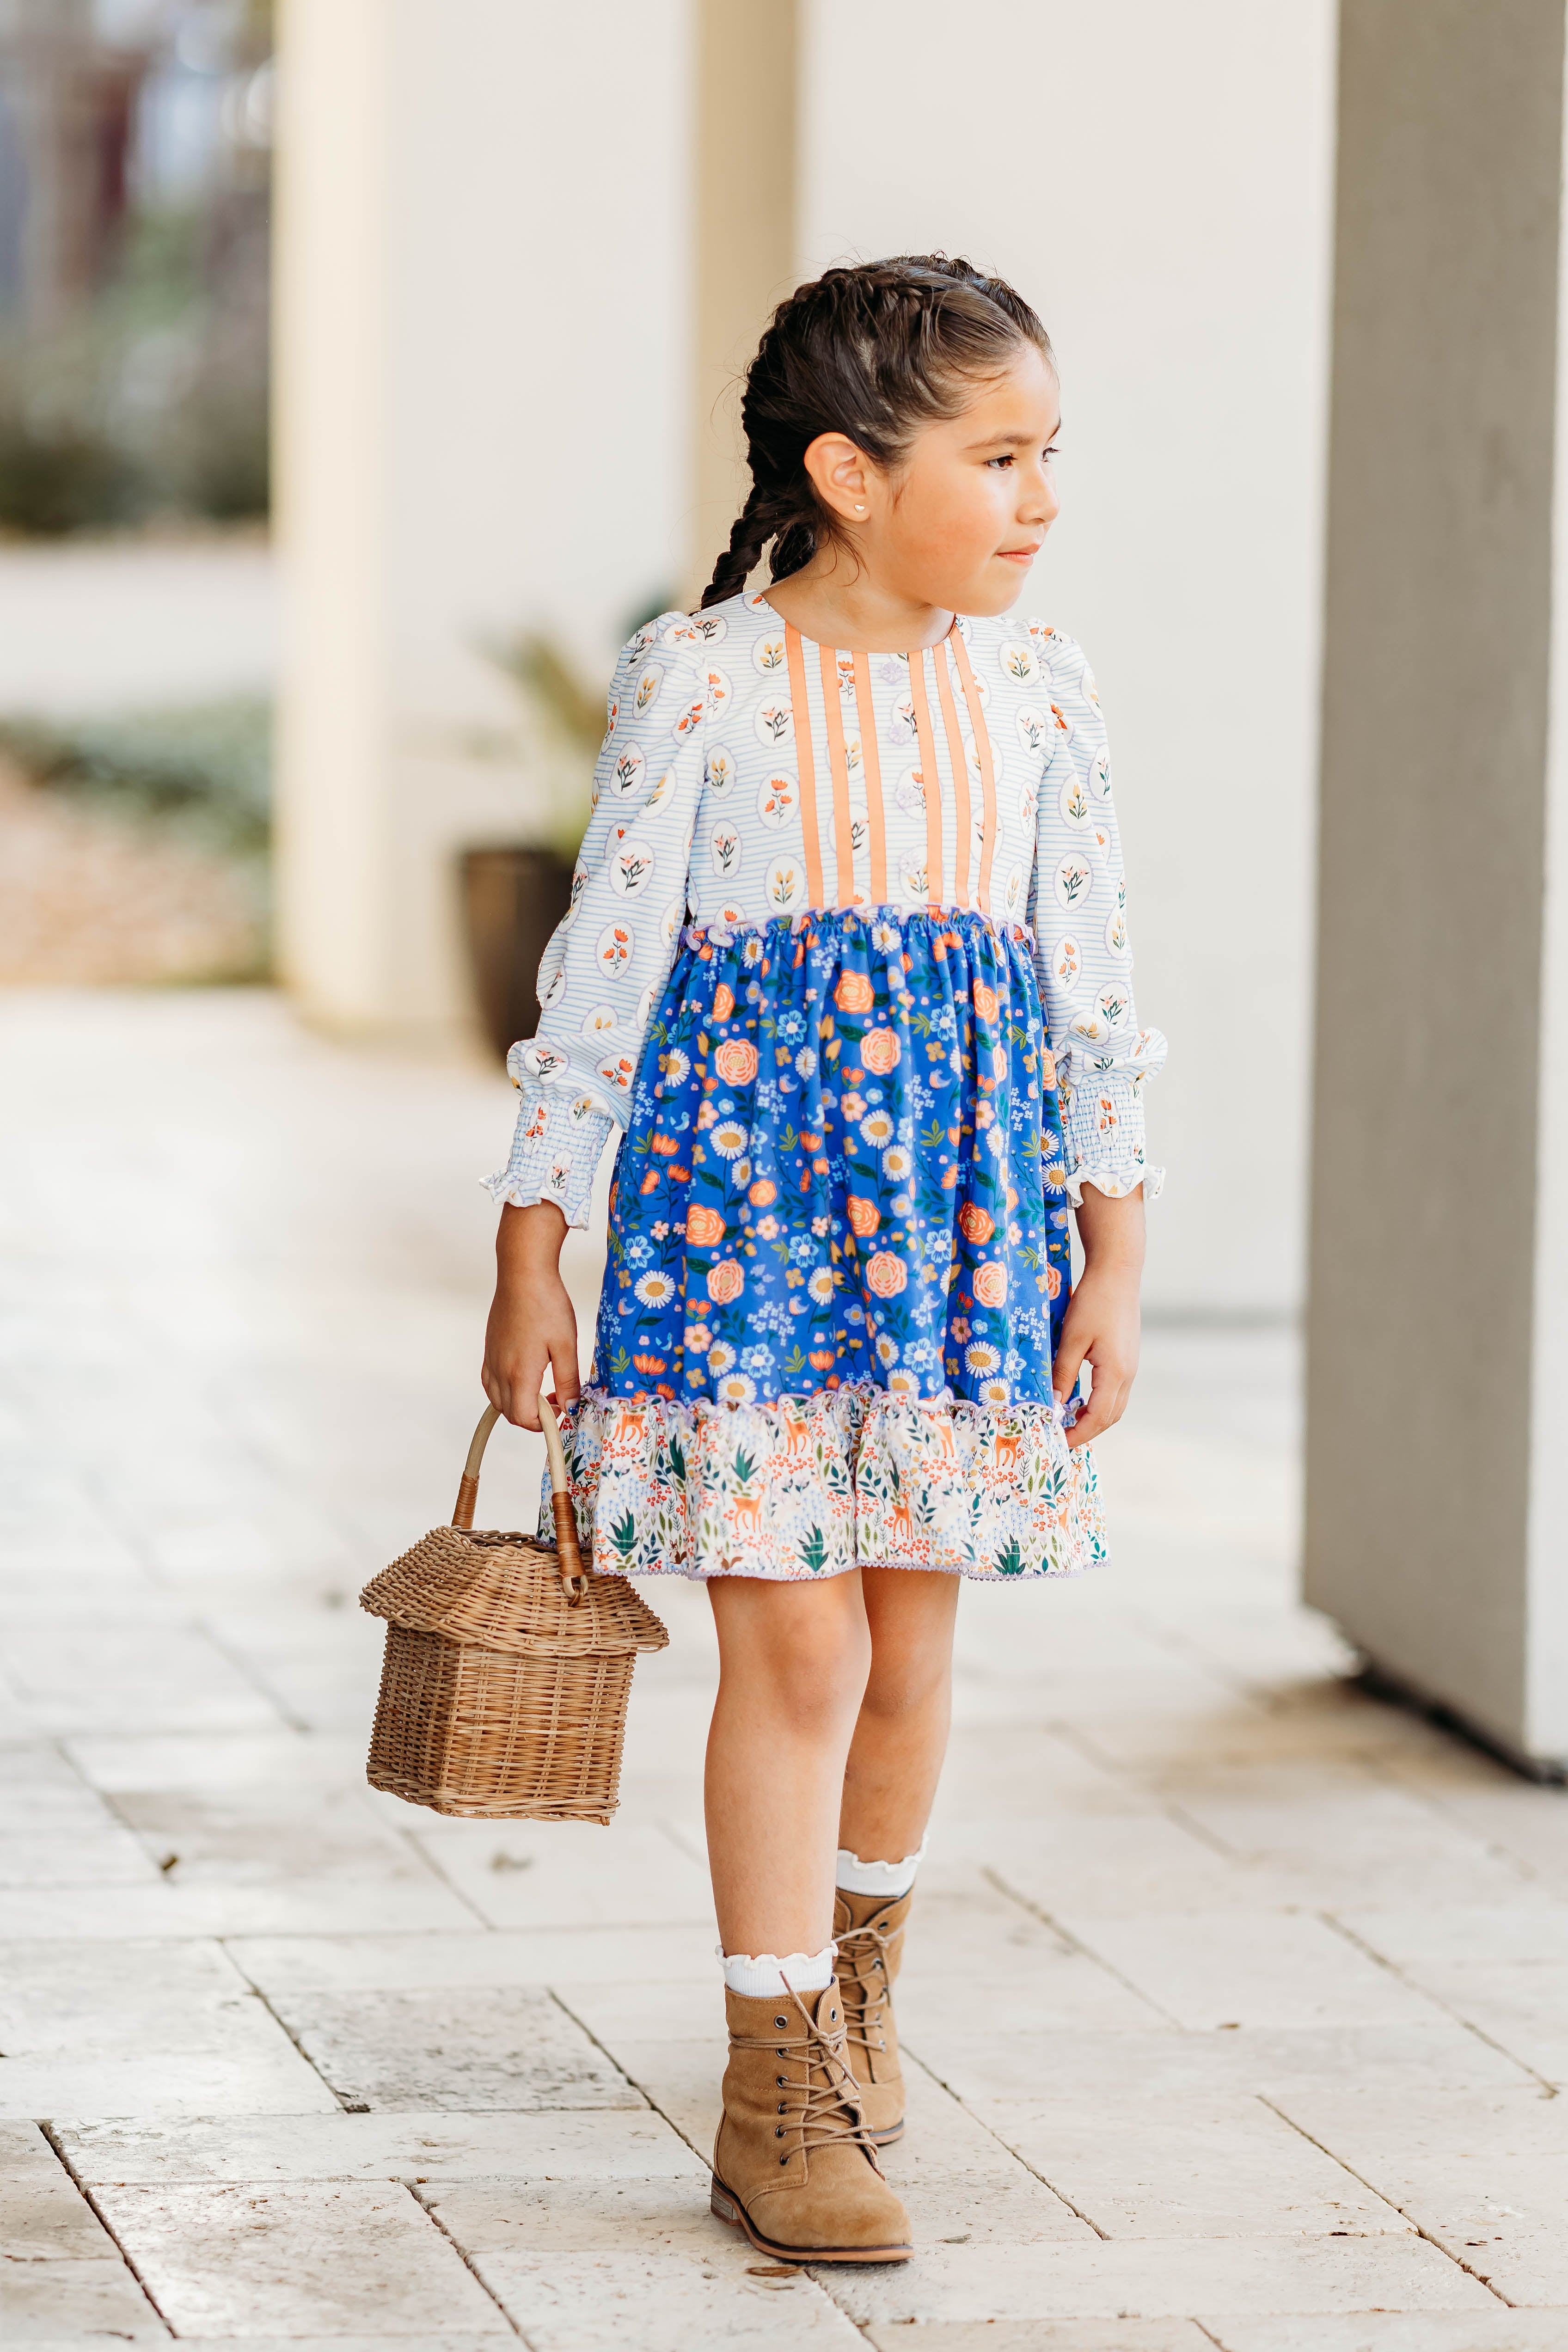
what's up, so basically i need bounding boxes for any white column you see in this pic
[1307,0,1568,1770]
[272,0,693,1037]
[795,0,1337,1319]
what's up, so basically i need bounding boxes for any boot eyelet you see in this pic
[779,2153,789,2165]
[774,2125,784,2137]
[777,2102,787,2113]
[773,2015,788,2028]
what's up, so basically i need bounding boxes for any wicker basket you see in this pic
[360,1397,668,1823]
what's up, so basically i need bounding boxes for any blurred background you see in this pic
[2,0,1561,1769]
[0,0,1332,1319]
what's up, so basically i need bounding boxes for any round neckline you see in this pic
[753,591,961,661]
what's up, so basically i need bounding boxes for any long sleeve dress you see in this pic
[486,588,1166,1584]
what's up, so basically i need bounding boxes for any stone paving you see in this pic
[2,986,1566,2350]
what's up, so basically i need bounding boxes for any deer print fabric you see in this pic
[544,903,1105,1580]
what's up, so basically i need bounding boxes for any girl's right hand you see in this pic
[482,1201,581,1431]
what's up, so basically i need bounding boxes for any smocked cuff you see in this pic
[483,1089,614,1231]
[1062,1073,1162,1204]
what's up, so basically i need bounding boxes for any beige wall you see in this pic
[1307,0,1568,1766]
[796,0,1338,1317]
[274,0,693,1036]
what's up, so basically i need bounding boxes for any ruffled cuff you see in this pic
[1060,1030,1166,1204]
[483,1085,614,1231]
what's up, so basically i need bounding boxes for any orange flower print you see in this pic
[972,1261,1009,1307]
[713,1039,759,1084]
[748,1178,777,1207]
[1041,1050,1057,1088]
[1046,1263,1062,1298]
[973,980,999,1024]
[846,1195,880,1237]
[685,1203,725,1248]
[956,1202,994,1245]
[865,1251,907,1298]
[707,1260,745,1305]
[861,1027,900,1075]
[712,983,735,1022]
[834,970,875,1015]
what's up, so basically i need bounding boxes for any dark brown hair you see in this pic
[701,254,1054,610]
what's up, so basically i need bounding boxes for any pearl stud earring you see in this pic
[854,502,867,513]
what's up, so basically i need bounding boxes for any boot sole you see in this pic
[710,2176,913,2264]
[865,2119,904,2147]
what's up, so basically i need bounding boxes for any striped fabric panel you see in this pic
[851,651,888,904]
[819,644,857,906]
[784,625,826,908]
[950,626,997,915]
[933,636,973,907]
[906,644,944,909]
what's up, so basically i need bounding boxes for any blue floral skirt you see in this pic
[548,906,1105,1580]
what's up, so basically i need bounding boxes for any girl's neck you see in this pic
[760,557,955,655]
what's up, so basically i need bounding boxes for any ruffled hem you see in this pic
[484,1089,615,1231]
[1060,1050,1164,1208]
[1067,1162,1165,1205]
[541,1380,1106,1583]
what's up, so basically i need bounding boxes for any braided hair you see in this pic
[701,255,1054,610]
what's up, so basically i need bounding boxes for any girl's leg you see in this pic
[705,1569,872,1958]
[838,1566,961,1863]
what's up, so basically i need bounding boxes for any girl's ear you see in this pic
[803,431,874,525]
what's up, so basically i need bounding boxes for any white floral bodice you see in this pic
[488,587,1165,1225]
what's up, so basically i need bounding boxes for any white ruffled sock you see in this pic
[720,1944,836,1998]
[835,1838,926,1900]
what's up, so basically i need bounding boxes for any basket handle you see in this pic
[452,1396,589,1605]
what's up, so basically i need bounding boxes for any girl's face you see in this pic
[808,342,1062,619]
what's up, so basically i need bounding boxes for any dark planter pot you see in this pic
[460,845,573,1066]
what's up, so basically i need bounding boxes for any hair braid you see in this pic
[700,254,1054,609]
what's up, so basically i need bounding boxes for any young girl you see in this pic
[481,256,1164,2266]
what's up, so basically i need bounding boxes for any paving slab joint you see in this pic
[405,2181,525,2339]
[1256,2093,1519,2308]
[37,2118,174,2337]
[1317,1909,1560,2095]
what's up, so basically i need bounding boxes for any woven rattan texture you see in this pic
[367,1624,637,1821]
[360,1524,668,1822]
[361,1526,669,1655]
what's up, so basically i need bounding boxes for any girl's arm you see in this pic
[1026,631,1166,1446]
[481,614,708,1427]
[482,1201,578,1432]
[1052,1183,1145,1449]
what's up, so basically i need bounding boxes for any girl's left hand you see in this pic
[1053,1186,1145,1449]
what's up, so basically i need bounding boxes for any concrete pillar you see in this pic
[1306,0,1568,1770]
[685,0,797,608]
[272,0,692,1037]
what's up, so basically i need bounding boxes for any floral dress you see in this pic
[487,589,1165,1581]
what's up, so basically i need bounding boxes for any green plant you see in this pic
[0,700,271,855]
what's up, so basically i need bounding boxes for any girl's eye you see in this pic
[986,453,1014,470]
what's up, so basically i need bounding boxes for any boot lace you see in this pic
[834,1914,895,2061]
[730,1980,878,2168]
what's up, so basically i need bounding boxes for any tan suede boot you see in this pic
[832,1885,913,2146]
[709,1978,913,2263]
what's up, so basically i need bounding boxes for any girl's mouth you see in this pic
[998,545,1041,564]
